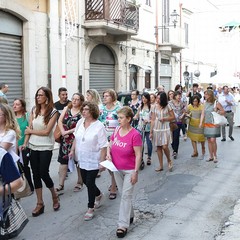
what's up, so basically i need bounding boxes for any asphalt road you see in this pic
[17,127,240,240]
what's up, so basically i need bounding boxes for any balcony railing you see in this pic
[85,0,139,31]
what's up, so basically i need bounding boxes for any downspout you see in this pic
[78,0,82,93]
[155,0,159,88]
[47,2,51,89]
[179,3,183,86]
[61,0,66,87]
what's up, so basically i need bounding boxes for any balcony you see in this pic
[158,26,186,54]
[85,0,139,39]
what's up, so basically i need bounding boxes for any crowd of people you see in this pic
[0,82,239,238]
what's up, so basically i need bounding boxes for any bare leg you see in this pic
[76,166,83,185]
[156,146,163,170]
[207,138,214,158]
[58,164,68,187]
[201,142,205,155]
[191,141,198,155]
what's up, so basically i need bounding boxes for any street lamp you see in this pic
[170,10,179,28]
[183,69,200,93]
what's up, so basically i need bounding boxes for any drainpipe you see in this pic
[47,13,51,89]
[61,0,66,87]
[155,0,159,88]
[179,3,183,86]
[78,0,82,93]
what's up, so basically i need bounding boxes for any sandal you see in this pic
[56,185,64,192]
[74,183,83,192]
[155,168,163,172]
[94,193,104,209]
[84,208,94,221]
[206,158,214,162]
[53,196,60,211]
[109,192,117,200]
[147,158,151,165]
[191,153,198,157]
[213,156,218,163]
[32,202,45,217]
[116,228,128,238]
[108,185,118,191]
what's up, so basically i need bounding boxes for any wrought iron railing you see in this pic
[85,0,139,31]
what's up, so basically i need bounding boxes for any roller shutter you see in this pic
[0,33,23,105]
[160,77,171,92]
[89,63,115,97]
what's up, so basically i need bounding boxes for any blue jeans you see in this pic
[144,131,152,158]
[171,123,182,153]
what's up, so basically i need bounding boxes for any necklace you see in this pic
[81,120,95,142]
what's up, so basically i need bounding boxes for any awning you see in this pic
[130,63,152,72]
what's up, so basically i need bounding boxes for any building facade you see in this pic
[0,0,191,107]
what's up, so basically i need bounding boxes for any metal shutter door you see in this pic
[0,33,23,105]
[89,63,115,96]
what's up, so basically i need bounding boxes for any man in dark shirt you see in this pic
[54,87,71,115]
[186,83,202,105]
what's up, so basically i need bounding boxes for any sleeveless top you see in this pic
[28,109,57,151]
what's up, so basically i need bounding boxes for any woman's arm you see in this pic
[133,107,140,120]
[199,106,205,127]
[106,141,113,161]
[216,102,225,115]
[131,145,142,185]
[0,178,23,195]
[25,112,58,136]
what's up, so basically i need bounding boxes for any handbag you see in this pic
[54,124,61,143]
[169,122,178,131]
[211,111,228,125]
[14,162,32,200]
[211,101,228,126]
[0,183,29,239]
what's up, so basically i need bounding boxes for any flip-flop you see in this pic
[109,192,117,200]
[73,184,83,192]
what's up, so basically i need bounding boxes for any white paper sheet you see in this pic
[100,160,118,172]
[68,158,76,172]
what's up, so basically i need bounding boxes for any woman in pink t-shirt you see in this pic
[107,106,142,238]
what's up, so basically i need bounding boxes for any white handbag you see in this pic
[211,101,228,125]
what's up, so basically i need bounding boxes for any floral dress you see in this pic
[58,108,81,165]
[128,100,141,128]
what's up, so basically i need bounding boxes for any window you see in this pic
[146,50,150,57]
[132,47,136,55]
[145,0,151,6]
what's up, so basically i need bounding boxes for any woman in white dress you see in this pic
[150,92,175,172]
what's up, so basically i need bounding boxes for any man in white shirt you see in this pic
[218,86,235,141]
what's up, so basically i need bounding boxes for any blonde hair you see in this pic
[0,103,20,139]
[103,89,117,102]
[205,89,215,104]
[86,89,102,105]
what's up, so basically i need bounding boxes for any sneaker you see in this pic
[221,138,226,141]
[94,193,104,209]
[229,136,234,141]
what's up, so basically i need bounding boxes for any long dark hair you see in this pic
[34,86,54,125]
[158,91,168,108]
[141,92,151,110]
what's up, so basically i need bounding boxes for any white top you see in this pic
[0,129,19,162]
[74,118,108,170]
[28,115,55,151]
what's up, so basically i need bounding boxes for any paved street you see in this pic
[17,127,240,240]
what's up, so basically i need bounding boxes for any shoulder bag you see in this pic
[211,101,228,126]
[54,124,61,143]
[0,183,29,239]
[14,161,32,200]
